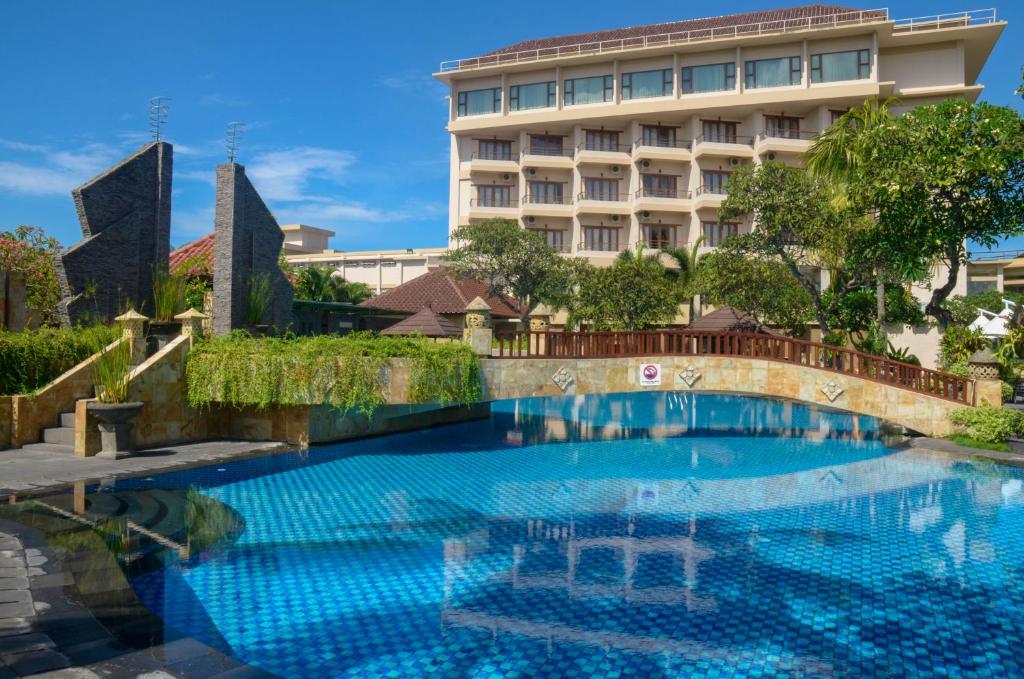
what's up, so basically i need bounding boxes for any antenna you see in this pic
[149,96,171,142]
[225,122,245,163]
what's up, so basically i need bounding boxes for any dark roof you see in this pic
[169,233,214,277]
[688,307,769,333]
[486,5,875,57]
[360,269,521,318]
[380,306,463,338]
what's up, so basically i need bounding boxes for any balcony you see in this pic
[694,184,727,208]
[575,191,632,216]
[576,140,631,165]
[520,146,574,169]
[469,149,518,173]
[634,187,692,213]
[527,229,572,253]
[692,134,756,159]
[468,197,519,219]
[755,130,816,156]
[632,138,693,162]
[521,193,573,218]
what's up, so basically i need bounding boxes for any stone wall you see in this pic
[211,163,293,334]
[0,271,28,331]
[480,355,968,436]
[55,142,172,325]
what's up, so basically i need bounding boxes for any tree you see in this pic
[718,162,870,335]
[445,219,579,324]
[812,99,1024,325]
[0,225,63,326]
[690,249,814,336]
[294,265,372,304]
[663,235,705,321]
[567,246,682,330]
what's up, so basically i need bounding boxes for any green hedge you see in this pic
[949,404,1024,444]
[0,325,118,395]
[185,331,482,413]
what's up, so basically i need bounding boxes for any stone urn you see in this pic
[88,402,144,459]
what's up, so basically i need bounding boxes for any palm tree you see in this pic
[295,265,372,304]
[663,235,705,322]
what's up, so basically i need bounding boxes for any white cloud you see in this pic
[0,142,120,196]
[247,146,356,202]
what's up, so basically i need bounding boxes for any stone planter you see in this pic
[147,320,183,354]
[88,402,144,459]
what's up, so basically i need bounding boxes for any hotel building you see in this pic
[434,5,1003,266]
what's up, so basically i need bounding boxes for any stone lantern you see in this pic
[175,308,210,344]
[115,308,148,366]
[529,304,553,355]
[968,347,1003,404]
[463,296,493,356]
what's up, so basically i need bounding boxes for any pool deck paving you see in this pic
[0,441,289,501]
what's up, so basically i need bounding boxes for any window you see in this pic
[476,185,512,207]
[583,178,619,201]
[701,170,731,194]
[457,87,501,116]
[641,174,678,198]
[583,226,621,251]
[622,69,672,99]
[527,181,564,204]
[701,120,738,144]
[764,115,801,139]
[529,229,568,252]
[510,81,556,110]
[702,221,739,246]
[744,57,801,89]
[641,125,677,147]
[477,139,512,160]
[829,109,849,124]
[642,224,678,249]
[564,75,613,105]
[528,134,564,156]
[584,129,621,152]
[811,49,870,83]
[681,62,736,94]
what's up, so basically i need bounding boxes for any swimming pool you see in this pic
[121,392,1024,677]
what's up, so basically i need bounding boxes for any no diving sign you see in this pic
[639,363,662,386]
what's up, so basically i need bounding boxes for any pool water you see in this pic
[124,392,1024,677]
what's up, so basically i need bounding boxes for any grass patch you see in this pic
[944,433,1011,453]
[185,331,482,414]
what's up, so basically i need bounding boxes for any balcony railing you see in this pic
[577,191,627,202]
[521,147,573,158]
[577,140,629,154]
[527,231,572,253]
[635,188,692,200]
[892,8,997,33]
[523,193,572,205]
[579,240,625,252]
[633,137,693,151]
[440,8,893,72]
[472,150,516,161]
[758,130,818,141]
[695,185,728,196]
[470,197,519,208]
[695,134,755,146]
[642,238,681,250]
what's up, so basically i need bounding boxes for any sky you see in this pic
[0,1,1021,254]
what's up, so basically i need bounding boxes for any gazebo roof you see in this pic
[688,307,768,333]
[380,306,463,338]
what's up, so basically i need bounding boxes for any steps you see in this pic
[38,411,76,454]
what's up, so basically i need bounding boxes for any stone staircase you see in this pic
[20,411,76,455]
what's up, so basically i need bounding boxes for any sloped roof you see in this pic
[360,269,521,318]
[169,232,215,277]
[486,5,874,56]
[380,306,463,337]
[688,307,769,333]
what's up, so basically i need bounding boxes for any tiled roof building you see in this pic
[360,269,521,319]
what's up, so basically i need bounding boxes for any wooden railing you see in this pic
[492,330,975,405]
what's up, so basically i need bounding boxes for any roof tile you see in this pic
[360,269,521,318]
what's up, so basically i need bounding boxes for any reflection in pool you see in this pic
[120,393,1024,677]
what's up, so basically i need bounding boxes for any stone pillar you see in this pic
[968,348,1003,405]
[529,304,553,356]
[175,308,209,346]
[462,296,493,357]
[115,309,148,366]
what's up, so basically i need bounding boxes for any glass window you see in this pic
[527,181,564,204]
[528,134,564,156]
[702,221,739,247]
[584,130,621,152]
[641,174,678,198]
[642,224,678,249]
[457,87,501,116]
[744,57,801,89]
[583,178,619,200]
[477,139,512,160]
[829,109,849,124]
[529,229,567,252]
[476,185,512,207]
[764,116,801,139]
[510,81,556,111]
[621,69,672,99]
[701,170,731,194]
[564,75,613,106]
[810,49,871,83]
[583,226,621,251]
[701,120,738,143]
[682,62,736,94]
[641,125,677,147]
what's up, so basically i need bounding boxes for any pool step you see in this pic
[40,411,76,449]
[60,412,76,428]
[20,442,75,455]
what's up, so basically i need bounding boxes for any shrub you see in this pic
[1003,381,1015,402]
[153,267,186,320]
[0,225,63,326]
[91,340,132,403]
[939,325,988,369]
[0,325,118,395]
[949,404,1024,444]
[185,332,482,414]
